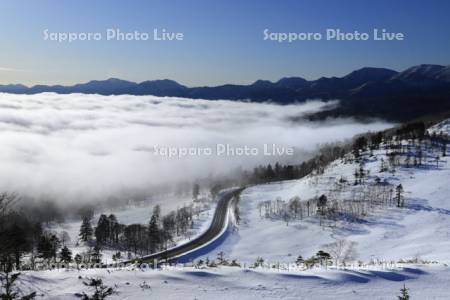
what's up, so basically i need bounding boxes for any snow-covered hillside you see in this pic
[428,118,450,135]
[211,122,450,264]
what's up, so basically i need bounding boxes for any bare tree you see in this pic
[324,240,358,266]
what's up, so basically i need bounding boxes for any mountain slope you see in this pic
[211,119,450,264]
[133,79,188,96]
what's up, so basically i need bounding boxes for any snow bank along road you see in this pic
[129,187,244,264]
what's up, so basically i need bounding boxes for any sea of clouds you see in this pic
[0,93,392,202]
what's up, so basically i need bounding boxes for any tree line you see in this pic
[78,204,196,260]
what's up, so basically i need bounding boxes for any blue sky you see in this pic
[0,0,449,86]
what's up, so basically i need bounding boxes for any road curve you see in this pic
[130,187,244,264]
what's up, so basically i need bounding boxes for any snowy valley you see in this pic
[4,118,450,299]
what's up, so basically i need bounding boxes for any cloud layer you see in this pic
[0,93,392,202]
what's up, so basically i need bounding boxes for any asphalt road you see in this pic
[130,187,244,264]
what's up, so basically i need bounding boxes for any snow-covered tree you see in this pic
[324,240,357,266]
[81,278,115,300]
[0,271,36,300]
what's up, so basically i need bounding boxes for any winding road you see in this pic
[130,187,244,264]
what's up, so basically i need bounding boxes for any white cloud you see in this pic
[0,66,31,72]
[0,93,392,202]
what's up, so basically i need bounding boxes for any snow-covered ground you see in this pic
[15,264,450,299]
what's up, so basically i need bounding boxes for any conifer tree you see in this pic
[95,215,110,247]
[396,184,404,207]
[59,246,72,263]
[397,284,410,300]
[148,214,160,253]
[192,183,200,201]
[79,217,93,242]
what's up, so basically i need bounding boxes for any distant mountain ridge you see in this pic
[1,64,448,101]
[1,64,450,121]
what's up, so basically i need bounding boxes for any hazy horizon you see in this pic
[0,64,410,87]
